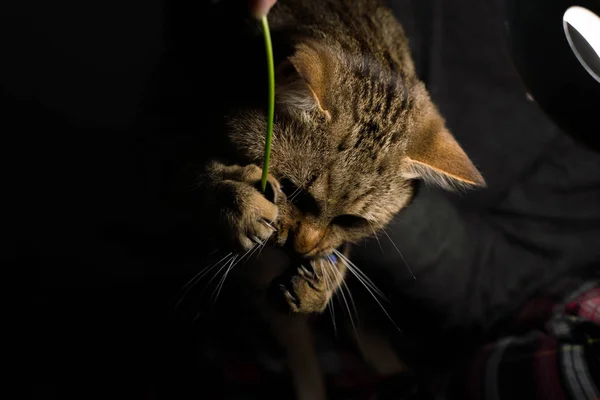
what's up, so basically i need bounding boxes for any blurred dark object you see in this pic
[505,0,600,152]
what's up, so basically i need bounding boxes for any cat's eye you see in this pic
[280,178,320,215]
[332,214,371,230]
[279,178,298,198]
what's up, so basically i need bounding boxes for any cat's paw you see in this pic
[215,164,281,252]
[271,259,341,314]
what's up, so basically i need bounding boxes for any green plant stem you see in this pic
[260,15,275,193]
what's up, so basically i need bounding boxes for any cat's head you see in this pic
[229,40,484,262]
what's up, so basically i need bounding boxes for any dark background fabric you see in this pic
[4,0,599,398]
[351,0,600,379]
[370,0,600,330]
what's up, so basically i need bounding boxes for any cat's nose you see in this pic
[293,223,323,256]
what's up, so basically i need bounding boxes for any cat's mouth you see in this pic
[317,241,348,263]
[291,245,342,266]
[313,252,338,267]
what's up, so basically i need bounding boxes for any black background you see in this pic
[4,0,599,398]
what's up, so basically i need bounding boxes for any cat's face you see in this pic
[229,43,484,262]
[267,113,417,260]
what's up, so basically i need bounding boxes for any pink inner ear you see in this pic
[404,128,485,188]
[275,54,330,116]
[305,85,331,118]
[402,157,484,191]
[287,43,336,114]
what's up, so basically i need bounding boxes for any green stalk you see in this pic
[260,15,275,193]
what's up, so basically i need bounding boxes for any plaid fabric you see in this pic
[200,280,599,400]
[201,331,395,400]
[463,281,600,400]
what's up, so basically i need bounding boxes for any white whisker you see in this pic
[190,234,271,321]
[328,258,357,338]
[210,254,239,304]
[175,252,234,309]
[203,243,257,302]
[193,242,261,322]
[180,252,233,294]
[223,242,261,282]
[367,220,384,255]
[334,250,402,333]
[341,279,359,325]
[254,233,272,259]
[287,185,302,202]
[374,222,416,280]
[333,250,386,299]
[206,248,221,257]
[287,176,311,204]
[319,260,337,336]
[202,253,241,298]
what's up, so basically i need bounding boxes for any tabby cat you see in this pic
[194,0,484,398]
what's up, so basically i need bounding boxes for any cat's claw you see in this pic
[298,264,315,280]
[211,164,281,252]
[261,219,278,232]
[280,284,300,310]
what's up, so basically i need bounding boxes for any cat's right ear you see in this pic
[276,44,332,119]
[401,114,486,190]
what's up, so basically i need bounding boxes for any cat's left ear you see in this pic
[402,116,485,190]
[276,43,333,118]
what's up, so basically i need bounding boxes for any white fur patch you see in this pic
[277,85,318,112]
